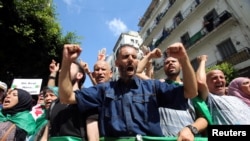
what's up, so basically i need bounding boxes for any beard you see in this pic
[71,73,78,86]
[166,69,180,77]
[118,65,136,79]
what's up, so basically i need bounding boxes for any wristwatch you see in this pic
[186,125,199,135]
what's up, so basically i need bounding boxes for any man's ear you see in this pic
[77,72,83,79]
[109,71,113,78]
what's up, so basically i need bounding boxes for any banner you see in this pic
[11,79,43,95]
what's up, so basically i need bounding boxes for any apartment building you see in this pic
[138,0,250,79]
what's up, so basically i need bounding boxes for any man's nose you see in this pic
[97,69,103,73]
[128,55,134,61]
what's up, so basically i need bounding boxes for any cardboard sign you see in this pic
[11,79,43,95]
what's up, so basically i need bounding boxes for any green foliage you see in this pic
[0,0,81,88]
[63,32,82,44]
[206,62,238,85]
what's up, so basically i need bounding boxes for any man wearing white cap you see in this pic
[0,81,7,109]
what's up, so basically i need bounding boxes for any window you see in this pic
[149,41,155,50]
[174,12,183,27]
[204,9,218,32]
[191,58,198,71]
[131,39,134,43]
[180,32,191,48]
[217,38,237,59]
[146,28,151,36]
[169,0,176,6]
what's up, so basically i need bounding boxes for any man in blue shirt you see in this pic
[58,42,197,138]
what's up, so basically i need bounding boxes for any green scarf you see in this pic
[165,79,182,86]
[0,110,36,135]
[191,97,213,125]
[165,79,213,125]
[29,112,48,141]
[35,111,48,131]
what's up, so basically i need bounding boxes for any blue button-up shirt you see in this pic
[75,76,185,137]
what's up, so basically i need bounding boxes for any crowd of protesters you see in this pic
[0,42,249,141]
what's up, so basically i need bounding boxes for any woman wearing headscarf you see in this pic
[0,88,36,141]
[29,86,59,141]
[228,77,250,106]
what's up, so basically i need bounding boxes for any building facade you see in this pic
[138,0,250,80]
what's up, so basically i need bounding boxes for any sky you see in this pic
[53,0,151,87]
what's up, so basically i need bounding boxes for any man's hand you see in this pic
[49,59,60,73]
[177,127,195,141]
[63,44,82,62]
[166,42,187,59]
[150,48,162,59]
[79,60,91,74]
[98,48,106,61]
[197,55,207,63]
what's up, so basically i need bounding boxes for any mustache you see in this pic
[118,65,137,71]
[118,65,127,72]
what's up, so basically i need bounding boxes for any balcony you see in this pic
[149,0,206,49]
[218,47,250,65]
[204,10,232,32]
[143,1,176,34]
[151,8,233,51]
[138,0,160,28]
[185,10,232,49]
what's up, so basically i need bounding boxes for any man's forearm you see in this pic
[59,60,76,104]
[196,60,209,100]
[179,56,198,98]
[137,53,151,73]
[192,117,208,133]
[47,72,57,86]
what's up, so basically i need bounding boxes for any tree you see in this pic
[206,62,238,86]
[0,0,80,88]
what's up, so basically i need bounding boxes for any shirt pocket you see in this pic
[132,93,158,123]
[103,95,122,119]
[102,95,127,135]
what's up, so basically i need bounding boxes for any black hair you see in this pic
[73,61,86,88]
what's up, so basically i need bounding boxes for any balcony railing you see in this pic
[218,47,250,65]
[150,0,208,49]
[143,0,176,37]
[185,10,232,49]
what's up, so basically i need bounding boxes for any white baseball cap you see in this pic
[0,81,7,92]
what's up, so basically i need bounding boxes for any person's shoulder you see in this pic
[137,77,158,83]
[207,93,219,101]
[94,81,115,90]
[224,95,249,104]
[143,79,175,89]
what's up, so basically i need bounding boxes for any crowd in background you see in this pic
[0,42,249,141]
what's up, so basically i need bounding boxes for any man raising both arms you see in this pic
[59,42,197,140]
